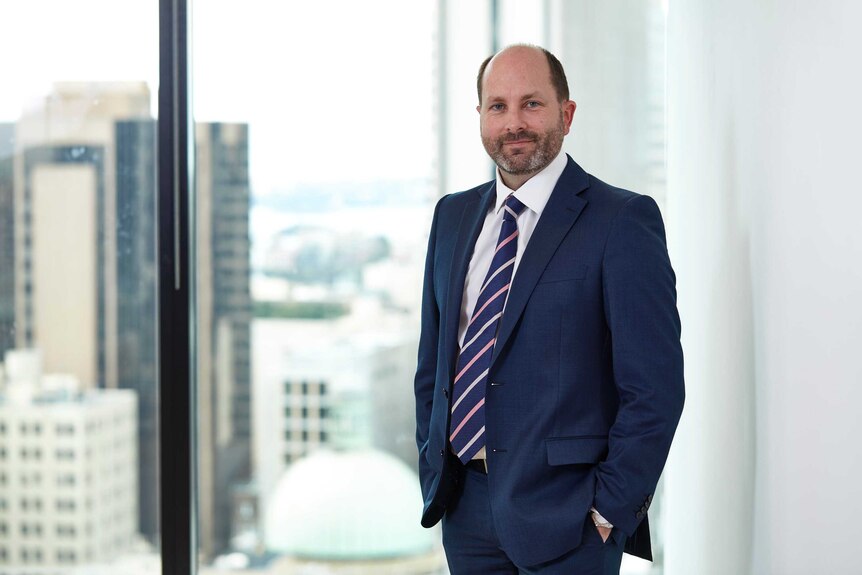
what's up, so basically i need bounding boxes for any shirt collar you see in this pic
[493,150,568,217]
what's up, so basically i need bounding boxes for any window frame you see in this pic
[158,0,195,573]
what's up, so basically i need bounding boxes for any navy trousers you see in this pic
[442,466,626,575]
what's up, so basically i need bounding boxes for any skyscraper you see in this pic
[4,84,253,559]
[195,122,252,558]
[0,123,14,360]
[10,84,160,542]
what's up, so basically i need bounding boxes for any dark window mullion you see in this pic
[158,0,195,573]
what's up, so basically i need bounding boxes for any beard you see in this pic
[482,112,565,176]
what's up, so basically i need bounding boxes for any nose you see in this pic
[504,108,527,133]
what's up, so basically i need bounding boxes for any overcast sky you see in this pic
[0,0,435,193]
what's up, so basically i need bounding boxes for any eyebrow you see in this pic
[485,92,545,104]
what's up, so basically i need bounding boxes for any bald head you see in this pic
[476,44,570,105]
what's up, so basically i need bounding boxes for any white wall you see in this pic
[664,2,862,573]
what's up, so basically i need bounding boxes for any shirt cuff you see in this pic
[590,506,614,528]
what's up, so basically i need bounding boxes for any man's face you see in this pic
[478,48,576,180]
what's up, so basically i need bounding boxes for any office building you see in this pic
[0,349,138,570]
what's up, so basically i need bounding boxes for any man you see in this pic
[414,44,684,574]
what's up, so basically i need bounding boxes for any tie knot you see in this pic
[502,195,527,222]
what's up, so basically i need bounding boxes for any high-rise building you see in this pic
[0,349,138,570]
[0,123,14,360]
[9,84,160,542]
[114,118,159,543]
[12,83,152,388]
[195,122,252,559]
[4,84,253,559]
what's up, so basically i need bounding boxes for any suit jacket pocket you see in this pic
[546,435,609,466]
[537,262,589,284]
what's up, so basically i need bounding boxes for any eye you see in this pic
[489,103,505,111]
[525,100,541,108]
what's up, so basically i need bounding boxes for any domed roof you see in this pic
[264,448,433,560]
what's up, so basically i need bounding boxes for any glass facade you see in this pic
[0,2,668,574]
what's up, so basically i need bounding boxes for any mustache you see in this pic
[499,131,539,143]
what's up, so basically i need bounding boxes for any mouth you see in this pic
[503,139,535,146]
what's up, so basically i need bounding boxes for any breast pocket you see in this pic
[537,262,589,285]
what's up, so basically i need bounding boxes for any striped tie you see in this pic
[449,194,526,463]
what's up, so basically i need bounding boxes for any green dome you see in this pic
[264,448,433,560]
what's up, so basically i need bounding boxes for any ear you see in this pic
[476,105,481,114]
[562,100,577,135]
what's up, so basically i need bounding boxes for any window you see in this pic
[55,448,75,461]
[0,2,160,572]
[57,474,76,487]
[57,549,77,563]
[193,2,436,569]
[1,2,669,573]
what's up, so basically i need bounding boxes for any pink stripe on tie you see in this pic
[449,397,485,440]
[453,339,495,384]
[494,230,519,255]
[467,284,510,328]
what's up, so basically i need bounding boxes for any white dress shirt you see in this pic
[457,150,568,348]
[456,150,567,461]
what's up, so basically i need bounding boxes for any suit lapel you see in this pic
[443,181,496,382]
[490,158,590,368]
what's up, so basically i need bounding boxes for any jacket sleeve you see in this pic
[415,196,444,502]
[594,194,685,536]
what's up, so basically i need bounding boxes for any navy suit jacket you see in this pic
[414,156,684,566]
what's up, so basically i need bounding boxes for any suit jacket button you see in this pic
[440,449,445,457]
[443,388,448,398]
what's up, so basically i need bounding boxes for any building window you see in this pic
[56,448,75,460]
[57,473,76,487]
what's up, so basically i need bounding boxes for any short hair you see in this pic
[476,45,570,104]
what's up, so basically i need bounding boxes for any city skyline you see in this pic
[0,78,441,573]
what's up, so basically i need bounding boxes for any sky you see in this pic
[0,0,435,194]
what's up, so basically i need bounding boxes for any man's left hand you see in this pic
[596,525,612,543]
